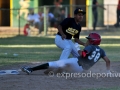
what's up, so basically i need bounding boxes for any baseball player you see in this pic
[55,8,86,60]
[22,33,111,74]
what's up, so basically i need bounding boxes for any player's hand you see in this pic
[61,34,66,40]
[74,43,80,51]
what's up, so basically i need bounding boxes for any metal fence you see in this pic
[0,4,119,37]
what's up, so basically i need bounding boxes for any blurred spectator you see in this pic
[60,9,65,21]
[40,9,54,28]
[53,0,63,26]
[27,8,43,34]
[114,0,120,27]
[48,12,57,27]
[92,0,106,30]
[53,6,61,20]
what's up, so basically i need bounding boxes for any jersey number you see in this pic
[88,51,100,62]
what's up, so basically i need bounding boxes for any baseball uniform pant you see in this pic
[49,58,83,73]
[55,34,80,60]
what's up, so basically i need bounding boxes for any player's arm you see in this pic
[78,49,88,57]
[57,25,66,40]
[74,42,87,56]
[58,18,71,40]
[74,38,85,46]
[96,1,106,10]
[102,56,110,71]
[78,45,91,57]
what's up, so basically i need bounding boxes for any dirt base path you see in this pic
[0,61,120,90]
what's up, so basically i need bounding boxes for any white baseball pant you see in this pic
[55,35,80,60]
[48,58,83,73]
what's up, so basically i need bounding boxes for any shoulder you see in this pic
[34,13,39,16]
[84,45,93,53]
[63,18,72,20]
[27,14,32,17]
[99,47,105,53]
[84,45,101,52]
[92,45,106,54]
[48,13,54,16]
[84,45,93,49]
[61,18,73,23]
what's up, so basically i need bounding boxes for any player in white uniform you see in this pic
[22,33,111,74]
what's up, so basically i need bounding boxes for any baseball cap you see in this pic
[74,8,86,15]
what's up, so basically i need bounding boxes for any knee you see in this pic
[64,45,72,51]
[58,63,67,69]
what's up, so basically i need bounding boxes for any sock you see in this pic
[31,63,49,71]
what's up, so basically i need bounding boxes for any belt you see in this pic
[57,34,71,40]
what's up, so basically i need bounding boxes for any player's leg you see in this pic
[69,41,80,58]
[22,58,83,75]
[55,35,72,60]
[22,58,75,75]
[21,63,49,74]
[62,58,83,73]
[49,58,83,73]
[22,58,68,74]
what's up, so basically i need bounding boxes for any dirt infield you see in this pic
[0,61,120,90]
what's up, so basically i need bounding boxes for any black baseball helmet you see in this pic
[74,8,86,15]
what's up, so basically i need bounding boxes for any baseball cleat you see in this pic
[21,67,32,75]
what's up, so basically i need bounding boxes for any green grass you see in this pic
[0,35,61,66]
[0,29,120,90]
[0,29,120,66]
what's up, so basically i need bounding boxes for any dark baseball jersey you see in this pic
[57,18,81,39]
[77,45,106,70]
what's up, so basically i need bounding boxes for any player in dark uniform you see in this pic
[21,33,111,74]
[55,8,86,60]
[78,33,108,70]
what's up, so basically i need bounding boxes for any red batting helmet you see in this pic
[86,33,101,45]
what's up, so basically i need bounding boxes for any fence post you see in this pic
[18,9,20,35]
[65,6,68,18]
[107,4,109,30]
[43,6,47,36]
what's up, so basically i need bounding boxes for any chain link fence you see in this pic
[0,4,119,37]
